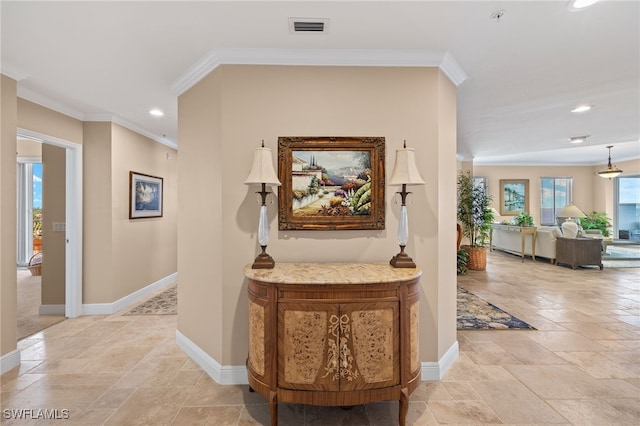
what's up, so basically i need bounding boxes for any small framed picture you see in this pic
[129,171,163,219]
[499,179,529,216]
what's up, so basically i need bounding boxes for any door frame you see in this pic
[17,128,83,318]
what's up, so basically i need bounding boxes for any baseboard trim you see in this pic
[421,340,459,381]
[175,331,458,385]
[82,272,177,315]
[0,349,21,375]
[39,304,65,315]
[175,330,248,385]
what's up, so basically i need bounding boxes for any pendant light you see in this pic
[596,145,623,179]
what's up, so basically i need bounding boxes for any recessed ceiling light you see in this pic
[149,109,164,117]
[569,135,589,144]
[567,0,600,11]
[571,105,592,113]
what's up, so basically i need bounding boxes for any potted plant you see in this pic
[512,211,534,227]
[457,170,494,270]
[580,211,612,237]
[457,248,468,275]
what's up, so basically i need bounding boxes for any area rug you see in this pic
[457,287,535,330]
[123,285,177,315]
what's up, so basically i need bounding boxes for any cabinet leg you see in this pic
[399,387,409,426]
[269,390,278,426]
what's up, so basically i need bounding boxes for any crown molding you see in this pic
[440,52,468,86]
[83,113,177,149]
[171,48,468,96]
[1,67,27,82]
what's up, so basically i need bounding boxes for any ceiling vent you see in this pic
[289,18,329,34]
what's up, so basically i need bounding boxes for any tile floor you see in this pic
[1,250,639,425]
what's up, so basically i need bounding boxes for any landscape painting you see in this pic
[278,137,385,230]
[129,171,163,219]
[499,179,529,216]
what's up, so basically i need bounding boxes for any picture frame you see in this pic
[499,179,529,216]
[129,171,163,219]
[278,136,385,230]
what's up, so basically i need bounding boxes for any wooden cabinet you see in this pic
[556,237,603,270]
[245,263,421,426]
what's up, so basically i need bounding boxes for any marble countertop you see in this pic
[244,262,422,284]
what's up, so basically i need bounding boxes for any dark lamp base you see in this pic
[252,247,275,269]
[390,246,416,268]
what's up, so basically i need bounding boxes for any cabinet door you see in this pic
[340,302,399,391]
[278,302,340,391]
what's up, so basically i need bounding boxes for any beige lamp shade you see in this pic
[389,148,425,185]
[557,204,586,219]
[558,204,585,239]
[489,207,499,222]
[244,147,281,186]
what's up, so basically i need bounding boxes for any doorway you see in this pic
[16,153,61,340]
[17,128,83,320]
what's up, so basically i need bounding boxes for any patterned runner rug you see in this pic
[123,285,177,315]
[457,287,535,330]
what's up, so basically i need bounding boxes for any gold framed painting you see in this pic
[277,136,385,230]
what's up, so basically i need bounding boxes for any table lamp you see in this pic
[244,140,281,268]
[389,140,425,268]
[557,204,586,239]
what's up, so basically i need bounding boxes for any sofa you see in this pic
[491,224,562,263]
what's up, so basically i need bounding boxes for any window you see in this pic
[540,177,573,226]
[615,174,640,240]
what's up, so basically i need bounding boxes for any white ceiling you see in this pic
[2,1,639,166]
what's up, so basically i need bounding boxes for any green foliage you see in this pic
[457,170,494,247]
[308,176,319,195]
[512,211,534,226]
[581,211,612,237]
[354,181,371,215]
[457,248,469,275]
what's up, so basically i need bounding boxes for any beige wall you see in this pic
[1,75,18,357]
[83,122,114,303]
[177,65,458,366]
[177,67,224,360]
[435,71,458,357]
[474,160,640,229]
[17,99,83,145]
[41,144,66,305]
[17,139,42,157]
